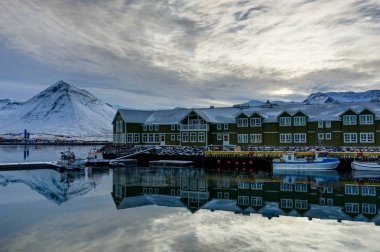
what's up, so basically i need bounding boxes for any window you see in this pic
[345,203,359,213]
[343,115,357,125]
[237,118,248,127]
[319,198,325,205]
[360,133,374,143]
[224,192,229,199]
[171,125,176,131]
[280,133,292,143]
[362,186,376,196]
[154,134,159,142]
[281,199,293,208]
[250,118,262,127]
[217,192,223,199]
[199,180,205,190]
[326,198,333,206]
[362,204,377,214]
[182,132,189,142]
[325,133,332,140]
[295,200,308,209]
[250,134,262,143]
[134,134,140,143]
[190,132,197,142]
[198,132,205,142]
[238,196,249,205]
[127,133,133,143]
[326,187,333,194]
[217,124,222,130]
[148,125,153,131]
[325,121,331,128]
[177,134,181,141]
[171,134,176,141]
[115,120,123,133]
[143,125,147,131]
[318,133,324,140]
[171,189,176,195]
[224,124,228,130]
[251,182,263,190]
[154,188,159,194]
[344,133,357,143]
[279,117,291,126]
[237,134,249,143]
[155,125,159,131]
[359,114,374,125]
[345,185,359,195]
[142,134,147,143]
[238,181,250,189]
[281,183,293,191]
[295,184,308,192]
[294,133,306,143]
[177,125,181,130]
[251,197,262,206]
[143,188,147,193]
[293,116,306,126]
[318,121,324,128]
[217,134,222,141]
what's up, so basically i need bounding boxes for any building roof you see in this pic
[116,102,380,124]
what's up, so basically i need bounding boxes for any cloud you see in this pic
[0,0,379,108]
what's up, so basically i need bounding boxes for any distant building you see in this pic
[112,102,380,147]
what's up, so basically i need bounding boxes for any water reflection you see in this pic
[112,167,380,225]
[0,168,103,204]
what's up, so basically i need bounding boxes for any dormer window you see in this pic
[237,118,248,127]
[343,115,356,125]
[250,118,262,127]
[359,114,373,125]
[293,116,306,126]
[279,117,291,126]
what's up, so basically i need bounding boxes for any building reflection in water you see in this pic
[112,167,380,225]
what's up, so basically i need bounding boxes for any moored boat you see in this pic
[56,148,86,170]
[351,161,380,171]
[86,148,110,166]
[273,152,340,170]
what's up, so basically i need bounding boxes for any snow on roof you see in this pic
[201,199,242,212]
[303,205,352,220]
[117,102,380,124]
[117,195,186,209]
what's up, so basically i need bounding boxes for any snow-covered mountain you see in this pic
[303,90,380,104]
[0,81,116,140]
[0,169,99,205]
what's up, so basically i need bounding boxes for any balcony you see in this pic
[180,124,209,131]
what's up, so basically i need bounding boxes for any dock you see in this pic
[149,160,193,167]
[0,161,61,171]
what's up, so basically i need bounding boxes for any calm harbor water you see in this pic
[0,145,380,252]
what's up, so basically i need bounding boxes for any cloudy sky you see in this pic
[0,0,379,109]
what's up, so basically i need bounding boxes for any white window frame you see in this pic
[155,125,159,131]
[251,182,263,190]
[345,185,359,195]
[362,186,376,196]
[224,124,228,130]
[360,133,374,143]
[279,117,291,126]
[293,116,306,126]
[238,181,250,189]
[294,184,308,192]
[149,125,153,131]
[237,118,248,127]
[250,134,262,143]
[362,203,377,214]
[127,133,134,143]
[217,134,222,141]
[319,198,325,205]
[182,132,189,142]
[280,183,293,192]
[217,124,222,130]
[251,197,262,206]
[238,196,249,206]
[294,133,306,143]
[143,125,147,131]
[237,134,249,143]
[325,121,331,128]
[171,125,176,131]
[359,114,374,125]
[281,199,293,208]
[345,203,359,213]
[318,133,324,140]
[326,198,333,206]
[224,192,229,199]
[318,121,324,128]
[142,134,147,143]
[177,134,181,141]
[295,199,308,209]
[280,133,292,143]
[344,133,357,143]
[343,115,357,125]
[171,134,176,141]
[250,118,262,127]
[325,133,332,140]
[198,132,205,142]
[190,132,197,142]
[134,133,140,143]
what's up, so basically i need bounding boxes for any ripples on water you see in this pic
[0,146,379,252]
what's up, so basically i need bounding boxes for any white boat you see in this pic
[351,161,380,171]
[273,152,340,170]
[57,148,86,170]
[86,148,110,166]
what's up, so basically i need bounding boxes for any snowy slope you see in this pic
[303,90,380,104]
[0,81,116,140]
[0,169,98,205]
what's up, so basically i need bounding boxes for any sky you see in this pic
[0,0,379,109]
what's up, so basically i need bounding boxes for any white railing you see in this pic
[180,124,209,131]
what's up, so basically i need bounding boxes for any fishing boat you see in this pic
[56,148,86,170]
[86,148,110,166]
[351,161,380,171]
[272,152,340,170]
